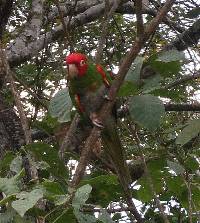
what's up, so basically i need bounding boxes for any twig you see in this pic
[135,0,144,38]
[81,205,142,214]
[99,0,176,118]
[1,44,39,183]
[70,128,101,188]
[184,172,193,223]
[53,0,74,51]
[163,71,200,89]
[95,0,121,64]
[132,125,170,223]
[8,72,32,144]
[59,114,80,159]
[12,72,48,109]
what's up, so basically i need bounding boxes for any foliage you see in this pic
[0,0,200,222]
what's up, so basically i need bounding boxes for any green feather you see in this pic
[69,62,131,191]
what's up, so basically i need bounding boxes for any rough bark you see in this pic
[7,0,198,67]
[0,0,13,38]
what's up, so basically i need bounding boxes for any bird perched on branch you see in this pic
[65,52,132,194]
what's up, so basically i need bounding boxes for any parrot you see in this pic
[65,52,132,198]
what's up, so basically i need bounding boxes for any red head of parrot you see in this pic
[65,53,88,78]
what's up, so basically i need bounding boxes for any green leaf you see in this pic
[126,56,144,83]
[0,152,15,176]
[26,143,68,179]
[10,156,22,174]
[142,74,162,93]
[74,209,96,223]
[157,49,185,63]
[72,184,92,209]
[99,210,114,223]
[0,172,23,195]
[166,176,185,196]
[42,180,66,197]
[49,208,76,223]
[12,189,43,217]
[49,88,72,123]
[0,207,16,223]
[81,174,121,207]
[186,7,200,18]
[167,160,185,175]
[191,186,200,210]
[129,95,165,130]
[72,184,95,223]
[149,53,181,77]
[54,194,70,206]
[118,81,139,96]
[137,179,153,202]
[0,194,16,206]
[176,119,200,146]
[184,156,199,172]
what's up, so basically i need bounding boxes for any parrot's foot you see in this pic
[104,94,112,101]
[90,113,104,128]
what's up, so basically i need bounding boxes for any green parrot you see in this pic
[65,52,132,195]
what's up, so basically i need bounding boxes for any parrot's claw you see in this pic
[90,113,104,129]
[93,119,104,128]
[104,94,112,101]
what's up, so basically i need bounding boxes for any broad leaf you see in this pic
[184,156,199,172]
[72,184,92,209]
[157,49,185,63]
[26,143,68,179]
[54,194,70,206]
[49,88,72,123]
[118,81,139,96]
[73,209,96,223]
[167,160,185,175]
[81,174,121,207]
[12,189,43,217]
[142,74,162,93]
[42,180,66,197]
[10,156,22,174]
[125,56,144,82]
[72,184,95,223]
[0,152,15,176]
[0,169,24,195]
[0,207,16,223]
[176,119,200,146]
[129,95,165,130]
[99,210,115,223]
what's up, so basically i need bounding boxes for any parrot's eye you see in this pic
[80,60,86,66]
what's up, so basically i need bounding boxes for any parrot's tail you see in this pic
[102,116,144,222]
[101,116,131,194]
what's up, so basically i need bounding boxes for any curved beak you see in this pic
[67,64,79,79]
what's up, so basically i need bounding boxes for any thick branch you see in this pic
[165,18,200,51]
[0,0,13,38]
[7,0,190,67]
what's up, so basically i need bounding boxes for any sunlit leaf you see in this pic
[26,143,68,179]
[49,88,72,123]
[0,169,24,195]
[73,209,96,223]
[12,189,43,217]
[0,207,16,223]
[99,210,115,223]
[72,184,92,209]
[126,56,144,82]
[157,49,185,63]
[10,156,22,174]
[167,160,185,175]
[129,95,165,130]
[176,119,200,146]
